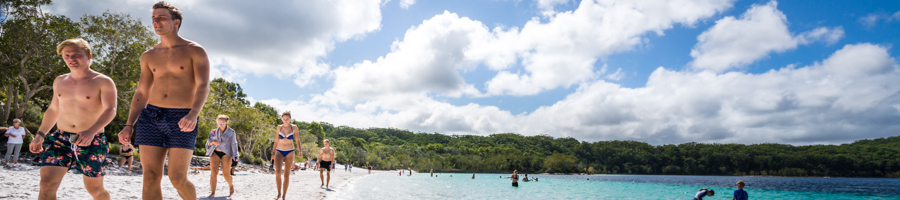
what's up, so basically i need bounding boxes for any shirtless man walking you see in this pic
[317,139,335,188]
[116,2,210,199]
[30,38,117,200]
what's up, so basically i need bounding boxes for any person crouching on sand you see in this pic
[118,143,135,170]
[204,115,239,197]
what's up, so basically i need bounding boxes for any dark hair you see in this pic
[282,111,291,118]
[152,1,183,28]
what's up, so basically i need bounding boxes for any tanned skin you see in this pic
[30,45,117,200]
[116,7,210,200]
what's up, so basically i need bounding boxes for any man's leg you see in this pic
[83,176,110,200]
[208,153,221,197]
[37,166,68,200]
[319,168,325,187]
[326,167,331,188]
[167,148,197,200]
[139,145,168,200]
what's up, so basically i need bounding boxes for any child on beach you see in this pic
[733,180,748,200]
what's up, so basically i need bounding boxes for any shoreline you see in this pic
[0,161,389,200]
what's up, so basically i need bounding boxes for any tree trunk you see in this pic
[14,53,55,120]
[0,85,13,124]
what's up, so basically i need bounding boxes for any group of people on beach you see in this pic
[0,2,342,199]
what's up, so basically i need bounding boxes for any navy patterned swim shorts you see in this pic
[134,104,197,149]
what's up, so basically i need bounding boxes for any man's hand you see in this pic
[74,131,98,147]
[29,136,44,153]
[179,115,198,132]
[118,127,133,145]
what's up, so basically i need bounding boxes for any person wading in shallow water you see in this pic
[510,170,520,187]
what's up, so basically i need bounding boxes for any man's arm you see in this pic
[118,53,154,144]
[178,45,210,132]
[75,76,117,146]
[31,77,62,153]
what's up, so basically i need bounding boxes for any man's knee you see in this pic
[85,185,109,197]
[39,179,61,190]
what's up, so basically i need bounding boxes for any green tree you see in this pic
[308,121,324,147]
[0,0,79,123]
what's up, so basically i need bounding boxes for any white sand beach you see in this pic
[0,162,381,200]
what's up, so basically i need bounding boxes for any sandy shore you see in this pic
[0,162,381,200]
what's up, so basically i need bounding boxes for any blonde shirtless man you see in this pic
[30,38,117,200]
[317,139,335,188]
[116,2,210,200]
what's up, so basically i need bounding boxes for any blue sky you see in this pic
[49,0,900,145]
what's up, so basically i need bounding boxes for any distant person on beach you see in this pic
[694,188,715,200]
[118,143,135,170]
[204,115,239,197]
[510,170,520,187]
[318,139,336,188]
[2,119,26,165]
[30,38,116,200]
[272,111,301,200]
[368,165,372,174]
[116,2,211,199]
[732,180,748,200]
[431,169,434,177]
[349,164,352,172]
[345,163,348,172]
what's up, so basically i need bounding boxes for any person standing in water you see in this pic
[510,170,520,187]
[117,2,211,199]
[430,169,433,177]
[204,115,239,197]
[318,139,335,188]
[272,111,301,200]
[472,173,475,179]
[30,38,117,200]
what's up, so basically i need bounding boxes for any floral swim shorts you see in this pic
[39,130,109,177]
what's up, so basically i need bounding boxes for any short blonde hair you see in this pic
[56,38,91,55]
[737,180,745,187]
[216,115,230,121]
[152,1,183,28]
[12,119,21,123]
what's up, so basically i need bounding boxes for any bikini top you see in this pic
[278,125,294,140]
[122,148,133,153]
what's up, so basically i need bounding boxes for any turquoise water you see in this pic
[335,173,900,199]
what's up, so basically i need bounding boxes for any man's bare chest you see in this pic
[57,79,101,104]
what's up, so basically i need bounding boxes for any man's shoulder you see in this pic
[90,72,115,85]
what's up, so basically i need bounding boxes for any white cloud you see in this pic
[46,0,383,87]
[536,0,569,16]
[859,10,900,28]
[400,0,416,9]
[482,0,736,96]
[690,1,844,73]
[328,12,490,103]
[270,43,900,145]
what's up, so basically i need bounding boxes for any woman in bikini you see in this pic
[118,143,135,170]
[272,111,301,200]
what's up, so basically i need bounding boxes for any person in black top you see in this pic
[118,143,135,170]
